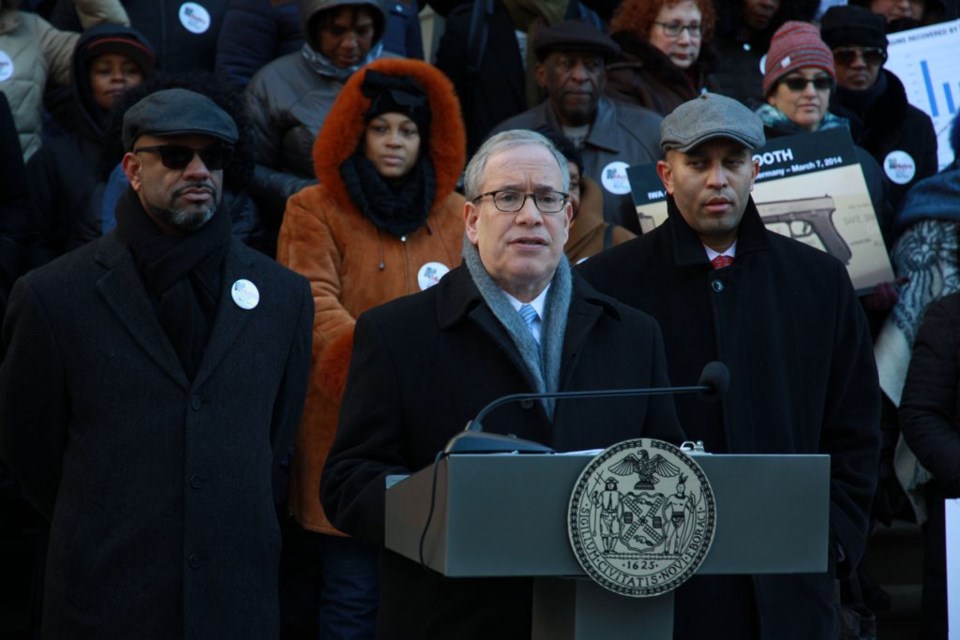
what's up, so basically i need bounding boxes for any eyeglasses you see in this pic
[832,47,887,67]
[780,76,834,92]
[653,21,702,38]
[473,190,568,214]
[133,144,232,171]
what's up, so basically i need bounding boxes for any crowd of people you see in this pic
[1,0,959,639]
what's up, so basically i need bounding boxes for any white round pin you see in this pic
[883,150,916,185]
[231,279,260,310]
[417,262,449,290]
[0,51,14,83]
[179,2,212,34]
[600,161,632,195]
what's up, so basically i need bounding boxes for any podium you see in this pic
[385,452,830,639]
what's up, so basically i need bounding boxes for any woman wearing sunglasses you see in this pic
[605,0,720,116]
[754,22,888,231]
[274,57,465,638]
[822,5,938,222]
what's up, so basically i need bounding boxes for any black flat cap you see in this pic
[533,20,621,62]
[122,88,239,150]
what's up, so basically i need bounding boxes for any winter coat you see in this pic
[578,198,881,639]
[0,92,28,318]
[708,0,818,108]
[321,262,684,639]
[0,203,312,638]
[276,57,466,536]
[606,31,719,116]
[25,24,152,263]
[900,292,960,498]
[492,96,662,234]
[0,0,128,160]
[833,69,938,219]
[434,0,525,156]
[564,175,635,264]
[245,0,391,237]
[49,0,229,72]
[215,0,304,91]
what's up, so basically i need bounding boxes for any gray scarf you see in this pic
[300,42,384,82]
[462,236,572,418]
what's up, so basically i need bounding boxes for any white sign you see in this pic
[948,499,959,640]
[885,20,960,171]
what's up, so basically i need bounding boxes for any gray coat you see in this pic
[244,0,390,228]
[0,230,312,639]
[492,96,662,234]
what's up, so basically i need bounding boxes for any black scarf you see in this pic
[339,152,436,237]
[114,187,232,379]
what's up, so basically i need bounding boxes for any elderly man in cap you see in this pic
[579,93,881,639]
[492,19,663,235]
[321,128,684,639]
[0,88,312,638]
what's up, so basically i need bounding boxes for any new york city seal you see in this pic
[567,439,716,597]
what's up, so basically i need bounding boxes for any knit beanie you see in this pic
[763,21,836,96]
[361,69,431,137]
[820,6,888,51]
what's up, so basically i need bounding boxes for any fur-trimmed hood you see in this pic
[311,57,466,213]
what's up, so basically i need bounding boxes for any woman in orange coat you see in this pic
[276,57,466,637]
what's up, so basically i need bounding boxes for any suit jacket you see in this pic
[578,198,881,640]
[321,264,683,639]
[0,231,312,639]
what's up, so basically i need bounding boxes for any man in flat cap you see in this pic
[579,93,881,639]
[492,19,663,235]
[0,88,313,638]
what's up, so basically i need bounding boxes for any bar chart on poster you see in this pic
[886,20,960,171]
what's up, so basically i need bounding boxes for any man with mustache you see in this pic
[321,129,684,639]
[0,88,313,638]
[491,20,663,235]
[579,93,881,640]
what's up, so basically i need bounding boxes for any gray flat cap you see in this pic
[122,88,239,150]
[660,93,765,153]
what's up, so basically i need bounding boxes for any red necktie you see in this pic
[711,255,734,270]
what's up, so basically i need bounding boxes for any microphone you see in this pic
[697,360,729,403]
[443,361,730,454]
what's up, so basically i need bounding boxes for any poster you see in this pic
[885,19,960,171]
[627,128,894,293]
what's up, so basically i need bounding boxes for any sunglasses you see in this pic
[133,144,231,171]
[832,47,887,67]
[780,76,834,92]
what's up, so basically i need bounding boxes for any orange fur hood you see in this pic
[312,58,466,211]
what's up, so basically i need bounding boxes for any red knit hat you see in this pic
[763,21,836,96]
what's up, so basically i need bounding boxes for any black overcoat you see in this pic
[0,230,312,639]
[578,198,881,639]
[322,264,685,639]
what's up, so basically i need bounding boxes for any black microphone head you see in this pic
[697,361,729,403]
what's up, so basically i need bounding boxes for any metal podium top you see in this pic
[385,452,830,578]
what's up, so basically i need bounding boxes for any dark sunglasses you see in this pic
[832,47,887,67]
[780,76,834,92]
[133,144,231,171]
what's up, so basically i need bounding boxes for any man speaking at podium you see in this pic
[579,93,882,639]
[321,129,684,639]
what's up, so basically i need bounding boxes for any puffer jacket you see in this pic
[245,0,390,239]
[0,0,128,159]
[277,57,466,535]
